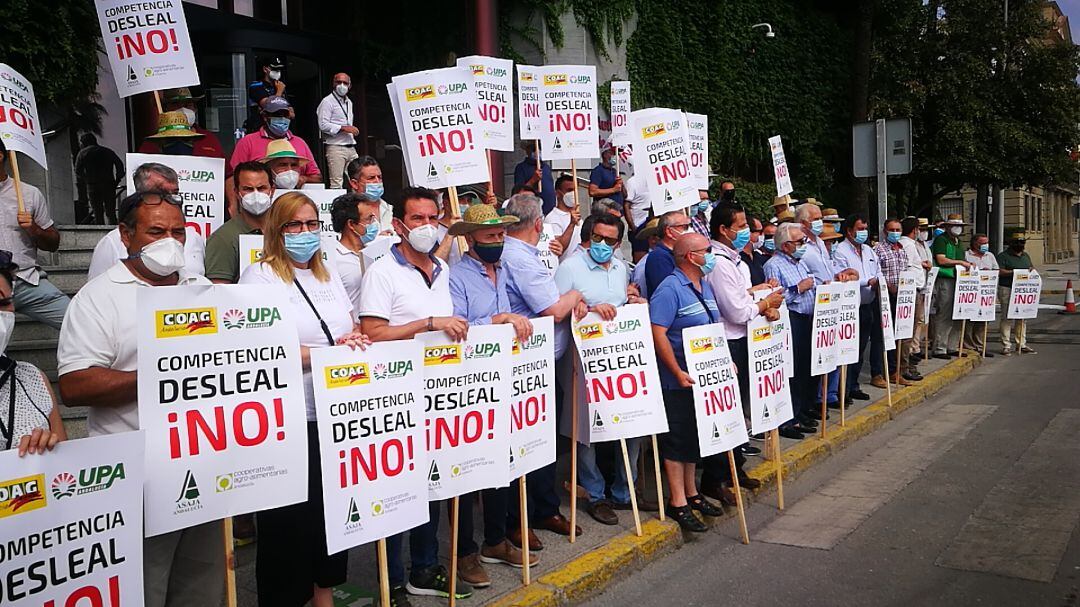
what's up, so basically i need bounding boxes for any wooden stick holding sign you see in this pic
[882,346,893,408]
[958,319,967,359]
[770,428,784,510]
[535,141,543,194]
[981,323,989,357]
[727,450,750,544]
[619,437,642,536]
[897,340,903,383]
[819,376,828,438]
[651,435,665,522]
[449,495,461,607]
[223,518,238,607]
[153,90,164,115]
[839,366,848,427]
[377,538,391,607]
[447,185,469,254]
[569,350,579,544]
[7,151,25,213]
[519,477,530,585]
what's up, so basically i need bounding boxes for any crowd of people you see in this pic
[0,70,1038,607]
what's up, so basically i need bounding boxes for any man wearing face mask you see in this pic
[246,57,287,133]
[138,111,207,158]
[996,237,1035,355]
[329,192,383,314]
[346,156,395,230]
[962,232,999,357]
[138,88,226,159]
[874,218,917,384]
[261,138,310,191]
[204,161,276,284]
[761,222,778,258]
[833,214,887,396]
[931,214,974,359]
[689,191,712,239]
[229,96,320,213]
[644,211,691,296]
[58,191,221,607]
[899,217,933,366]
[622,171,652,263]
[546,175,582,261]
[513,141,555,214]
[741,214,770,286]
[317,73,359,189]
[588,146,624,205]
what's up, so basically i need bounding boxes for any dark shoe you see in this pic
[933,353,951,360]
[232,513,256,547]
[946,350,960,357]
[613,496,660,512]
[688,494,725,517]
[586,500,619,525]
[827,400,841,409]
[797,416,818,428]
[739,444,762,456]
[1020,346,1037,354]
[533,514,580,538]
[779,426,805,440]
[902,371,923,382]
[794,423,818,435]
[850,389,871,401]
[983,351,995,358]
[508,526,544,551]
[407,565,473,599]
[701,483,738,506]
[750,433,765,442]
[386,585,412,607]
[669,504,708,532]
[737,474,762,490]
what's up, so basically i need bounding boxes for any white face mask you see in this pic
[179,107,197,127]
[752,235,764,250]
[268,70,281,81]
[405,223,439,254]
[918,231,929,242]
[138,237,186,276]
[562,191,577,208]
[949,226,963,236]
[0,311,13,354]
[335,83,349,97]
[240,191,273,216]
[274,170,300,189]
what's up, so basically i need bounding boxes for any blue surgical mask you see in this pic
[886,231,902,244]
[731,227,751,250]
[978,243,989,254]
[266,117,291,137]
[365,182,385,200]
[792,243,808,259]
[933,227,945,238]
[358,221,379,244]
[284,230,321,262]
[763,238,775,252]
[854,229,868,244]
[810,219,824,236]
[608,155,617,167]
[589,241,614,264]
[696,200,711,216]
[696,252,717,275]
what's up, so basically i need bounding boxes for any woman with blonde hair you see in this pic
[239,191,369,607]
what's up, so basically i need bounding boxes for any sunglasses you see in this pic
[139,191,182,206]
[590,234,619,247]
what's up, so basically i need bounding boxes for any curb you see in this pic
[486,355,981,607]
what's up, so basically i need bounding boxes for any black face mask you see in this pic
[161,140,194,155]
[473,242,504,264]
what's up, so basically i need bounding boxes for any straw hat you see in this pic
[635,217,661,241]
[772,194,793,209]
[941,213,969,226]
[448,204,519,236]
[776,209,795,223]
[916,217,930,227]
[803,197,822,206]
[145,111,203,139]
[163,87,203,103]
[820,222,844,241]
[822,208,842,222]
[260,138,310,165]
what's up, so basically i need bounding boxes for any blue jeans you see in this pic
[508,461,561,525]
[827,368,840,403]
[578,437,641,504]
[387,501,441,586]
[13,277,70,330]
[847,301,884,392]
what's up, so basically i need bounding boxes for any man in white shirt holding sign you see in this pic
[317,73,359,188]
[57,191,219,607]
[329,192,384,314]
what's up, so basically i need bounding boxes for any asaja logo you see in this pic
[752,326,772,342]
[371,500,385,516]
[543,74,568,86]
[405,85,436,102]
[424,345,461,366]
[51,472,76,499]
[51,463,125,500]
[216,474,234,493]
[176,169,214,183]
[373,360,414,380]
[578,323,603,340]
[224,307,280,330]
[346,498,360,524]
[465,342,501,360]
[156,308,217,338]
[325,363,371,389]
[428,461,441,482]
[689,337,714,354]
[641,122,667,139]
[592,411,604,427]
[175,470,203,514]
[603,319,642,335]
[0,474,46,518]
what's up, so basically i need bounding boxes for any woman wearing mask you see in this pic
[239,192,369,607]
[0,253,65,456]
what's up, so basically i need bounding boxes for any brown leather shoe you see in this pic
[612,496,660,512]
[480,539,539,568]
[586,500,619,525]
[870,375,889,389]
[457,553,490,588]
[533,514,581,538]
[889,373,914,386]
[700,483,738,507]
[507,526,544,551]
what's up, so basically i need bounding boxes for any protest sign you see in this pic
[923,267,940,323]
[1007,269,1041,319]
[387,82,417,185]
[537,65,599,161]
[537,225,559,276]
[973,269,999,322]
[457,56,514,152]
[95,0,199,98]
[629,108,698,216]
[0,64,47,169]
[610,81,631,146]
[748,314,794,434]
[836,281,861,365]
[273,187,346,237]
[879,281,896,351]
[685,112,709,190]
[894,270,920,340]
[572,304,667,442]
[768,135,793,196]
[811,282,842,376]
[361,236,396,271]
[417,325,513,499]
[310,341,428,554]
[127,153,225,238]
[137,284,308,536]
[516,65,542,140]
[391,67,489,189]
[0,432,144,607]
[509,317,557,478]
[682,324,748,458]
[238,233,263,277]
[953,267,980,320]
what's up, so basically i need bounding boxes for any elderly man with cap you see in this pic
[822,207,842,233]
[996,236,1035,355]
[447,204,538,588]
[139,88,226,159]
[770,194,793,223]
[317,73,359,188]
[931,214,974,358]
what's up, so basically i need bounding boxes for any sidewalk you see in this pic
[1035,258,1079,294]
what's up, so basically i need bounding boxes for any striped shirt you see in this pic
[873,241,909,291]
[763,252,815,315]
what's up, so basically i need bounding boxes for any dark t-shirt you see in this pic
[513,157,555,214]
[589,163,624,205]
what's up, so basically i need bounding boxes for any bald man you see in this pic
[317,72,359,187]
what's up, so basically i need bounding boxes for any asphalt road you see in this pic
[585,312,1080,607]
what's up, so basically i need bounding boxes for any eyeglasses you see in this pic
[282,220,323,234]
[668,223,690,231]
[139,191,182,206]
[790,237,808,246]
[590,234,619,247]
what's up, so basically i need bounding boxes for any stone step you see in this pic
[40,266,90,294]
[7,338,59,375]
[44,248,95,267]
[55,225,114,249]
[13,313,60,342]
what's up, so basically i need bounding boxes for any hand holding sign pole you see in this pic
[0,64,49,213]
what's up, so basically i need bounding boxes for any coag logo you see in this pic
[0,475,46,518]
[177,169,214,183]
[248,248,264,265]
[465,342,501,359]
[424,345,461,366]
[512,339,521,355]
[372,360,414,380]
[578,323,603,340]
[752,326,772,342]
[520,72,535,82]
[155,308,217,338]
[816,293,832,304]
[470,64,485,76]
[405,85,436,102]
[641,122,667,139]
[543,74,568,86]
[325,363,371,389]
[689,337,714,354]
[437,82,468,95]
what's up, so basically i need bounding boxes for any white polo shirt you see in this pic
[331,240,364,317]
[359,244,452,325]
[57,262,210,437]
[87,227,206,281]
[623,173,651,229]
[545,207,582,262]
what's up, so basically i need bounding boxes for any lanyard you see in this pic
[293,279,336,347]
[688,283,716,323]
[0,358,18,450]
[334,95,350,122]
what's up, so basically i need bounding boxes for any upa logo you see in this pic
[543,73,568,86]
[569,74,592,84]
[0,474,46,518]
[372,359,414,380]
[177,169,214,183]
[752,326,773,342]
[689,337,715,354]
[641,122,667,139]
[604,319,642,335]
[325,363,371,389]
[156,307,218,338]
[405,85,436,102]
[424,345,461,366]
[437,82,468,95]
[465,342,501,359]
[521,331,548,351]
[50,463,126,500]
[224,306,281,330]
[578,323,604,340]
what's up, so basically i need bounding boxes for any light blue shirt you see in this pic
[631,252,650,298]
[503,236,568,357]
[555,251,629,307]
[800,232,836,286]
[449,253,510,325]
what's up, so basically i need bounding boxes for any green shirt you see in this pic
[931,236,964,279]
[204,214,260,283]
[995,249,1032,287]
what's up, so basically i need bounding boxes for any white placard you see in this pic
[0,63,47,168]
[922,267,940,324]
[95,0,199,97]
[391,67,490,189]
[610,81,631,145]
[509,317,557,478]
[572,304,668,442]
[811,282,842,376]
[973,269,999,322]
[894,270,920,340]
[457,55,514,152]
[416,325,513,498]
[836,281,861,365]
[537,224,559,276]
[311,340,428,553]
[361,235,396,271]
[387,82,416,185]
[0,432,145,607]
[537,65,599,160]
[516,65,542,140]
[682,324,748,457]
[629,107,698,216]
[953,267,980,321]
[1007,269,1041,319]
[685,112,709,190]
[768,135,793,196]
[273,187,347,237]
[137,284,308,536]
[748,314,795,434]
[237,233,263,277]
[127,153,226,239]
[879,281,896,351]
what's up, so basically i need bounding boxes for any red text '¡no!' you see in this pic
[114,28,180,61]
[43,576,120,607]
[589,371,648,404]
[425,409,496,451]
[652,159,690,187]
[167,398,285,459]
[0,104,35,135]
[548,113,591,133]
[758,369,784,399]
[417,129,474,157]
[703,384,738,416]
[477,104,506,125]
[338,436,416,488]
[511,395,547,432]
